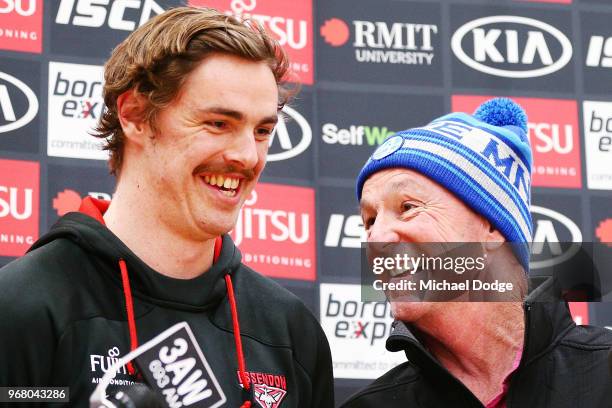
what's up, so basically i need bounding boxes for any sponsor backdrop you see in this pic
[0,0,611,405]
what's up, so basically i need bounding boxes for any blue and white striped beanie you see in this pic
[356,98,533,272]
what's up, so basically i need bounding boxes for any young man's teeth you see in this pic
[204,175,240,192]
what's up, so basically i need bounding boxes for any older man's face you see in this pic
[360,168,492,244]
[360,168,496,321]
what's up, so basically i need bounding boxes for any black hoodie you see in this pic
[0,198,334,407]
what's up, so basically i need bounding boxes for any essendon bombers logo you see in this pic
[238,371,287,408]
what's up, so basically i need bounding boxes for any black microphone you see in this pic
[106,383,163,408]
[90,322,227,408]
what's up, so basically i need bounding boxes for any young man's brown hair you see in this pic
[94,6,292,175]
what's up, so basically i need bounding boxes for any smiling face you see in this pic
[360,168,499,322]
[136,53,279,240]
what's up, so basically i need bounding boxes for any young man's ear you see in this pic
[117,89,148,146]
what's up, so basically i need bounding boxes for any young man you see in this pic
[0,7,333,407]
[342,99,612,407]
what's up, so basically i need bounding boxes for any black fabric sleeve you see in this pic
[0,261,58,387]
[311,323,335,408]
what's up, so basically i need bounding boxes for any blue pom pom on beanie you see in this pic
[355,98,533,272]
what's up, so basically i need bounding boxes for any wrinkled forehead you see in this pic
[360,168,443,210]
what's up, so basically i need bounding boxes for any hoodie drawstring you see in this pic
[118,259,138,377]
[118,259,251,407]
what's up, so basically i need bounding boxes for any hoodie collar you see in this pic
[386,285,575,373]
[31,197,241,311]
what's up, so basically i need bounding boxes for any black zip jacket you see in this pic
[341,286,612,407]
[0,201,334,407]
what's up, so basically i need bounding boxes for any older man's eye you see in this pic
[363,216,376,230]
[401,202,415,212]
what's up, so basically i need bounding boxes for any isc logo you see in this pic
[55,0,163,30]
[0,0,36,16]
[586,36,612,68]
[324,214,366,248]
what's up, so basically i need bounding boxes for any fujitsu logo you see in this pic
[225,0,307,50]
[451,15,572,78]
[0,185,32,220]
[528,122,573,154]
[0,0,36,16]
[233,190,309,246]
[55,0,164,30]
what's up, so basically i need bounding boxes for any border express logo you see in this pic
[320,283,405,379]
[452,95,581,188]
[48,62,107,160]
[319,16,437,66]
[0,159,39,257]
[583,101,612,190]
[0,0,42,53]
[230,183,315,281]
[452,15,572,78]
[191,0,313,85]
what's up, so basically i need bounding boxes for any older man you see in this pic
[342,99,612,407]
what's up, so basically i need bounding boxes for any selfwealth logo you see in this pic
[320,283,404,379]
[530,205,582,269]
[0,159,39,257]
[0,0,42,53]
[452,95,581,188]
[267,106,311,162]
[583,101,612,190]
[47,62,107,160]
[320,17,438,66]
[321,122,394,148]
[0,70,38,134]
[452,15,572,78]
[192,0,313,85]
[230,183,315,281]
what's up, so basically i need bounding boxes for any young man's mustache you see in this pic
[193,164,255,181]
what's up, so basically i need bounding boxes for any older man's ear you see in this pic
[483,220,505,251]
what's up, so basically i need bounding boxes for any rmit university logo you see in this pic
[319,283,404,380]
[192,0,314,84]
[0,0,43,53]
[0,159,39,257]
[47,62,107,160]
[0,71,38,134]
[55,0,164,30]
[320,16,438,65]
[452,15,572,78]
[230,183,315,281]
[267,106,311,162]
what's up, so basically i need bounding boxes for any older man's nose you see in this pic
[368,217,400,243]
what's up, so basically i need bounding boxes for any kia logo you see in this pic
[267,106,312,162]
[530,205,582,269]
[451,15,572,78]
[0,71,38,133]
